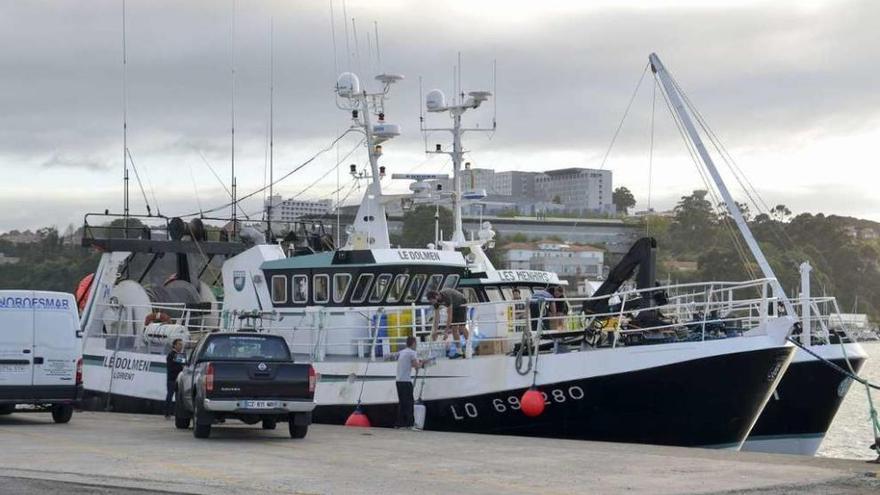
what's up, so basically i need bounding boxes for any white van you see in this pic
[0,290,82,423]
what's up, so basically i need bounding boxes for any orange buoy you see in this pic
[74,273,94,312]
[345,407,372,427]
[521,388,545,417]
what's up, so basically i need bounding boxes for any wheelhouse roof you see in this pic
[261,248,467,271]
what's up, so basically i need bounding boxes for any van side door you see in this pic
[0,292,34,389]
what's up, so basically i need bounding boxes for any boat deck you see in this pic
[0,411,877,494]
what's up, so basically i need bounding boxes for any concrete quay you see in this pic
[0,411,877,494]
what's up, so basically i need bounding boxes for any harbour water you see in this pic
[817,341,880,460]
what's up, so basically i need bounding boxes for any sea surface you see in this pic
[817,340,880,460]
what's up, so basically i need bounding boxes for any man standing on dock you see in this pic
[164,338,185,418]
[392,336,424,428]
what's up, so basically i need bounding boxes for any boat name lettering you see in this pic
[397,250,441,262]
[498,270,552,283]
[102,356,152,374]
[0,297,70,311]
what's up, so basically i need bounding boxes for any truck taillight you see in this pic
[75,358,83,385]
[308,365,317,393]
[206,363,214,393]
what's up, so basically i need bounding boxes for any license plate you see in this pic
[243,400,277,409]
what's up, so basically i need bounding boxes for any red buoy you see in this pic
[345,407,372,427]
[521,388,545,417]
[74,273,94,313]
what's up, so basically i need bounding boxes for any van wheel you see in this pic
[262,418,277,430]
[51,404,73,424]
[192,404,212,439]
[0,405,14,415]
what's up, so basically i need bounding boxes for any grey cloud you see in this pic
[41,153,109,171]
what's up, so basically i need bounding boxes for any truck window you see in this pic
[271,275,287,304]
[200,335,291,362]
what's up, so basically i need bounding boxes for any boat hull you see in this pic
[742,343,867,455]
[314,345,794,448]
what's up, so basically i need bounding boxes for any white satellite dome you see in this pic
[426,89,447,112]
[336,72,361,97]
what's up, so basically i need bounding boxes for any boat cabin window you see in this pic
[420,274,445,303]
[292,275,308,304]
[404,274,427,303]
[500,286,516,301]
[386,274,409,303]
[369,274,392,303]
[271,275,287,304]
[333,273,351,303]
[350,273,374,304]
[442,274,460,290]
[462,287,479,303]
[485,286,503,302]
[314,274,330,304]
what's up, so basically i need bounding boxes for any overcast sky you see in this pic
[1,0,878,231]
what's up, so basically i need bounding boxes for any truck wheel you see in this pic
[0,404,14,415]
[51,404,73,424]
[262,418,277,430]
[288,414,308,439]
[174,389,191,429]
[192,405,212,439]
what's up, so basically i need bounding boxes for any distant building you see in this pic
[265,195,333,223]
[493,171,537,198]
[535,168,613,214]
[504,240,604,280]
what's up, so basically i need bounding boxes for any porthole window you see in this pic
[292,275,308,304]
[271,275,287,304]
[404,274,427,303]
[314,274,330,303]
[369,274,392,303]
[421,274,445,302]
[386,274,410,303]
[333,273,351,303]
[351,273,374,304]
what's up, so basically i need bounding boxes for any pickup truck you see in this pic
[174,332,316,439]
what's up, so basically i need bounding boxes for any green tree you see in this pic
[612,187,636,215]
[399,205,453,248]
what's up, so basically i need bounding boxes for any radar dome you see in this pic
[336,72,361,97]
[426,89,446,112]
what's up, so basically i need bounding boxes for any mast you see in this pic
[649,53,796,317]
[266,18,274,243]
[230,0,237,238]
[122,0,129,236]
[334,72,402,250]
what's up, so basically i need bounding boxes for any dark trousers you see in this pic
[395,381,414,427]
[165,380,175,416]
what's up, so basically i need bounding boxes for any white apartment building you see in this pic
[535,168,612,213]
[504,241,604,279]
[265,195,333,223]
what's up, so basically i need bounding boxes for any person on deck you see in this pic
[164,338,185,418]
[551,286,570,330]
[427,288,470,358]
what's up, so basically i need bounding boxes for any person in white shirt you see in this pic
[392,336,424,428]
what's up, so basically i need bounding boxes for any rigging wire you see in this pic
[328,0,340,77]
[187,162,204,216]
[179,130,352,218]
[646,77,656,237]
[124,149,153,216]
[197,151,250,220]
[563,63,649,241]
